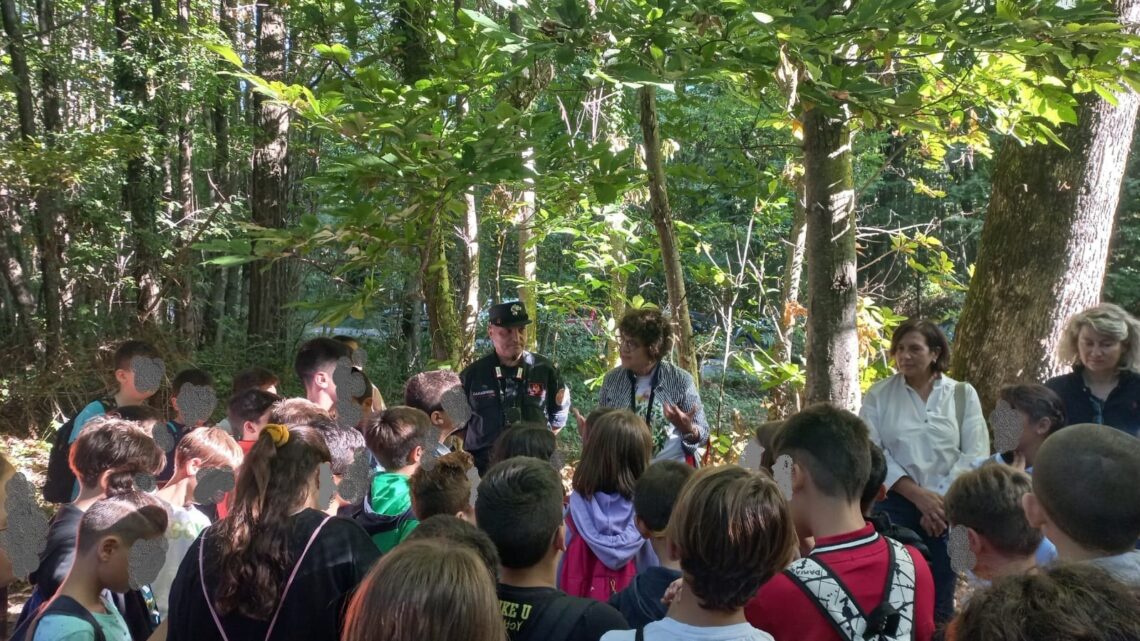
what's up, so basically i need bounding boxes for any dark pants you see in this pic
[471,447,493,476]
[875,490,957,624]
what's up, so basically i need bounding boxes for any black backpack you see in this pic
[10,595,108,641]
[42,399,113,503]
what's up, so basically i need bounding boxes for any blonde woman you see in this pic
[1045,303,1140,436]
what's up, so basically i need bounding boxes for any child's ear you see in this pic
[243,420,259,438]
[429,410,447,428]
[635,516,654,539]
[791,462,807,493]
[410,445,424,466]
[966,527,985,556]
[170,395,180,412]
[187,457,203,477]
[553,523,567,552]
[1032,417,1052,436]
[98,536,121,562]
[666,539,682,563]
[115,368,130,385]
[457,506,476,524]
[1022,492,1048,530]
[875,483,888,504]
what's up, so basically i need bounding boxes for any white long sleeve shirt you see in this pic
[859,373,990,495]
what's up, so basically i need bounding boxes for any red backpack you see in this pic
[558,513,639,601]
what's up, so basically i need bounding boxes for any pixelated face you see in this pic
[990,400,1024,453]
[440,387,471,433]
[892,331,938,377]
[948,525,977,574]
[126,535,168,591]
[618,334,654,374]
[175,383,217,427]
[772,454,794,502]
[318,463,336,510]
[467,465,481,508]
[489,325,526,363]
[418,427,444,471]
[1077,325,1124,374]
[336,448,372,505]
[738,440,765,472]
[133,472,157,493]
[0,473,50,580]
[127,356,165,396]
[332,358,368,428]
[193,467,236,505]
[150,422,176,455]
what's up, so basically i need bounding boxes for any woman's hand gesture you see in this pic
[663,402,698,438]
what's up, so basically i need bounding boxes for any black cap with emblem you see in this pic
[489,301,532,328]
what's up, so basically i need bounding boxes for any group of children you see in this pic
[5,337,1140,641]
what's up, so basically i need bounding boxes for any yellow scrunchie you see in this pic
[264,423,290,447]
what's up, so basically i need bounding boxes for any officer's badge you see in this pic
[511,303,523,317]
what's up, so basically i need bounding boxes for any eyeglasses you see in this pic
[618,337,643,351]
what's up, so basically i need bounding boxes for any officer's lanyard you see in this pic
[627,365,661,427]
[494,363,528,418]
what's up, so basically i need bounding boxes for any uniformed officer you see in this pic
[461,301,570,473]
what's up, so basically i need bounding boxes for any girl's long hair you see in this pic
[211,425,330,619]
[572,409,652,499]
[341,539,506,641]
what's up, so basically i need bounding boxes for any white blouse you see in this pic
[859,373,990,495]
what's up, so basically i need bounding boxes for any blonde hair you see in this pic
[1058,303,1140,372]
[174,427,243,471]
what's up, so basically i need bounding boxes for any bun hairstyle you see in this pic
[211,425,331,619]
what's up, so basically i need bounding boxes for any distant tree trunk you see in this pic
[113,0,162,326]
[247,0,290,343]
[802,105,859,410]
[459,180,480,367]
[174,0,197,340]
[638,86,699,384]
[516,147,538,348]
[770,182,807,418]
[34,0,63,357]
[0,198,36,335]
[423,219,463,367]
[223,266,241,319]
[604,209,630,369]
[952,0,1140,414]
[403,263,424,371]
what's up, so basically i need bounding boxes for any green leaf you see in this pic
[204,43,244,69]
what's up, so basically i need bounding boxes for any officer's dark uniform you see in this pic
[461,302,570,474]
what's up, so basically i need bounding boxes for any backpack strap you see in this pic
[635,626,645,641]
[13,595,109,641]
[199,515,332,641]
[529,596,595,641]
[783,535,916,641]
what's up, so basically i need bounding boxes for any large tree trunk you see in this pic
[802,105,860,410]
[174,0,197,340]
[247,0,290,343]
[771,185,807,418]
[952,0,1140,414]
[516,148,538,349]
[638,86,699,383]
[459,182,480,367]
[34,0,63,358]
[113,0,162,326]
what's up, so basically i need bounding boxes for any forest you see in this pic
[2,0,1140,460]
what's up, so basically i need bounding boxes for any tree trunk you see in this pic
[423,219,463,367]
[952,0,1140,414]
[223,265,241,319]
[459,182,480,367]
[604,209,630,369]
[247,0,290,343]
[203,0,237,346]
[0,197,37,335]
[174,0,197,340]
[638,86,699,383]
[1,0,37,138]
[113,0,162,326]
[802,105,860,410]
[403,263,424,372]
[771,183,807,418]
[34,0,63,358]
[516,147,538,349]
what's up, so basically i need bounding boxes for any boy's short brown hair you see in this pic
[775,403,871,502]
[1033,424,1140,553]
[633,460,695,533]
[364,407,434,470]
[77,491,169,553]
[70,417,166,490]
[174,427,243,471]
[667,466,797,612]
[409,451,474,520]
[945,464,1041,557]
[112,340,160,372]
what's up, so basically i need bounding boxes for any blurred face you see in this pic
[892,331,939,378]
[1077,325,1124,375]
[489,325,526,364]
[619,335,655,375]
[1015,409,1050,453]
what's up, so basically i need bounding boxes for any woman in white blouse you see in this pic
[859,318,988,624]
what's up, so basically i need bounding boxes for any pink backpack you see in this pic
[558,513,638,601]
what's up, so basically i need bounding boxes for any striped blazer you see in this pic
[597,361,708,457]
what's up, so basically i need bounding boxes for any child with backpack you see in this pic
[165,424,380,641]
[608,460,694,628]
[602,466,798,641]
[476,456,629,641]
[20,417,167,640]
[43,340,161,503]
[560,410,656,601]
[13,491,169,641]
[359,407,434,552]
[745,403,936,641]
[158,368,217,482]
[152,427,244,618]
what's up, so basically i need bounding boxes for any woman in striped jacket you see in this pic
[593,308,708,466]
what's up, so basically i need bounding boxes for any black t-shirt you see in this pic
[498,584,628,641]
[461,351,568,454]
[167,509,380,641]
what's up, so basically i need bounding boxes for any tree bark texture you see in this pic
[247,0,290,343]
[638,86,700,384]
[951,0,1140,414]
[802,105,860,410]
[113,0,162,326]
[34,0,63,359]
[423,221,463,367]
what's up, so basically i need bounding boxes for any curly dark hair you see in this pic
[619,308,674,362]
